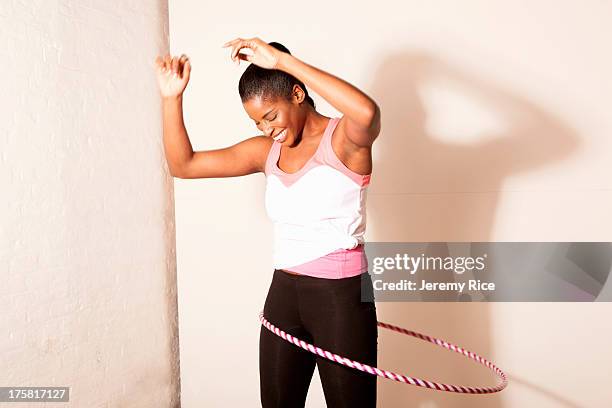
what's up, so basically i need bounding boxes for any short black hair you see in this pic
[238,42,315,108]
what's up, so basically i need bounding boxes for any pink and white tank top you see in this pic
[264,116,371,279]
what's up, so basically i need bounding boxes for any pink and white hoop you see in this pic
[259,310,508,394]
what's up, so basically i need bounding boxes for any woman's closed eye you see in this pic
[255,115,277,126]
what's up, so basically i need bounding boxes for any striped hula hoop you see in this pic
[259,310,508,394]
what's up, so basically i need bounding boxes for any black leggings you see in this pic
[259,269,378,407]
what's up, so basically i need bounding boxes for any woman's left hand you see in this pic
[222,37,282,69]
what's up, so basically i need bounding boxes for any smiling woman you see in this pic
[155,37,381,407]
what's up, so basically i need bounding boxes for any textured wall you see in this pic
[0,1,180,407]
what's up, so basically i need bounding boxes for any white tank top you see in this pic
[264,116,371,270]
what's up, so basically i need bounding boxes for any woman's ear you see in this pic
[292,84,306,104]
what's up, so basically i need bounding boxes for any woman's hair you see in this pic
[238,42,315,108]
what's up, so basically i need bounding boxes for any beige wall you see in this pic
[1,1,180,407]
[170,1,612,407]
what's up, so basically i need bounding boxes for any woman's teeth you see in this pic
[273,129,287,142]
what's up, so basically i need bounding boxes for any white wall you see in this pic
[170,1,612,407]
[1,1,180,407]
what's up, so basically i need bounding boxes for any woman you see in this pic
[155,37,381,407]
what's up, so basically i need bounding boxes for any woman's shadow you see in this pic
[367,51,583,407]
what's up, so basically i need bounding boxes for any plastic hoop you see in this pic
[259,310,508,394]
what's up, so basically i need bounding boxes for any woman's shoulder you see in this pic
[250,135,275,174]
[254,134,275,156]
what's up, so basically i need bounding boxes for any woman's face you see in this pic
[243,90,305,146]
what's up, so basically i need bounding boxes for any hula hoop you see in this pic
[259,311,508,394]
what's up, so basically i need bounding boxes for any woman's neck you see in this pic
[300,109,329,142]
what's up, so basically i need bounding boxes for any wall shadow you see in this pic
[503,372,588,408]
[366,50,582,407]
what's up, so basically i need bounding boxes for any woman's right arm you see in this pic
[157,54,270,179]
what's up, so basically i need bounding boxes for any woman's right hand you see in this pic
[154,54,191,98]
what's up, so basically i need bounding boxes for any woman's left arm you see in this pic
[277,52,381,147]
